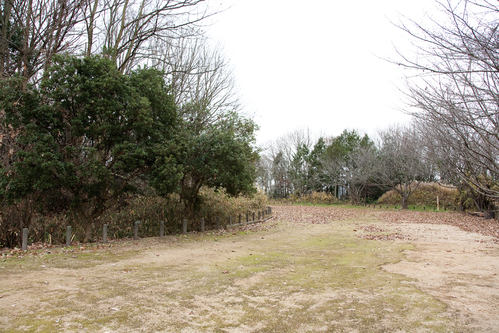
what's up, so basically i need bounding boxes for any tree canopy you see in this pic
[0,1,260,247]
[0,55,181,240]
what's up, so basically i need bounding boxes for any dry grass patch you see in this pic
[3,206,496,332]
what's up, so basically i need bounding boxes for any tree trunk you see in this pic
[85,0,100,57]
[0,0,12,77]
[401,195,409,209]
[20,0,32,88]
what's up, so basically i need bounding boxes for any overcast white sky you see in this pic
[206,0,437,145]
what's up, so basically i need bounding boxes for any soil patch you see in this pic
[1,205,498,332]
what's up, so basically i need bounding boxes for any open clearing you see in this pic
[1,205,499,332]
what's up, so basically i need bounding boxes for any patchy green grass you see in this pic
[0,218,465,332]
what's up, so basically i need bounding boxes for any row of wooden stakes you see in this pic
[20,207,273,251]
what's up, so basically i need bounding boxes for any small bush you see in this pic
[197,187,269,226]
[377,183,458,209]
[0,199,70,248]
[1,187,269,248]
[96,188,269,240]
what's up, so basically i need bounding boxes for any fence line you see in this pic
[20,207,273,251]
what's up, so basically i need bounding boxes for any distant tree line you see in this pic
[0,0,260,246]
[256,127,431,209]
[259,0,499,213]
[257,121,493,211]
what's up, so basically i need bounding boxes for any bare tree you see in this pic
[343,146,378,205]
[158,37,241,131]
[318,154,343,197]
[0,0,86,82]
[396,0,499,200]
[85,0,211,73]
[260,129,316,198]
[0,0,13,76]
[376,125,432,209]
[0,0,213,81]
[256,154,273,195]
[414,116,495,211]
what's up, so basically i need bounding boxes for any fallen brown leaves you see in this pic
[359,233,408,241]
[272,205,499,243]
[272,205,361,224]
[371,210,499,240]
[359,226,387,233]
[356,225,409,241]
[4,205,498,256]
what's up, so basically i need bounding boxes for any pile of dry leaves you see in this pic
[272,205,361,224]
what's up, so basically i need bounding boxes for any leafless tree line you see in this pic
[0,0,239,128]
[0,0,212,82]
[397,0,499,209]
[257,129,317,198]
[257,126,431,208]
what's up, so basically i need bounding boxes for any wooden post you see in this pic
[246,213,249,223]
[22,228,28,251]
[134,221,140,240]
[160,221,164,237]
[66,226,72,247]
[252,212,255,221]
[216,217,220,229]
[183,219,187,234]
[437,196,440,211]
[258,211,261,220]
[201,218,205,232]
[103,224,108,243]
[238,214,241,224]
[229,216,232,225]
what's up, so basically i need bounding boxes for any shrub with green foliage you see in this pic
[0,55,180,244]
[174,111,259,221]
[0,54,260,248]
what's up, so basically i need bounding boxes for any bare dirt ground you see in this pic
[1,205,499,332]
[382,222,499,332]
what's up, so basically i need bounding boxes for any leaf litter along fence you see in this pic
[19,207,274,251]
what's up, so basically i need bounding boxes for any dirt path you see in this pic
[382,222,499,332]
[1,205,498,332]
